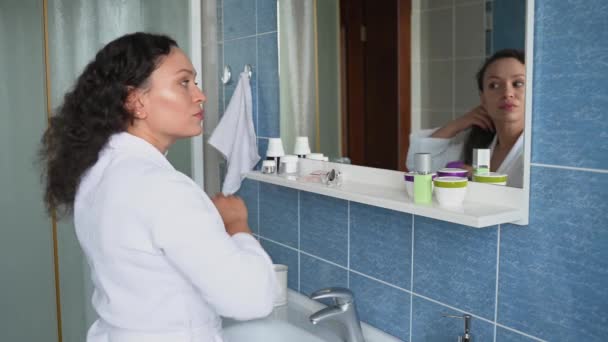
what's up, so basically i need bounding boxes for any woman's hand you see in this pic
[431,105,494,139]
[211,194,252,236]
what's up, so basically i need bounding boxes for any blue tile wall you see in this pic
[256,0,277,34]
[492,0,526,52]
[350,203,412,289]
[300,193,348,266]
[256,32,280,137]
[350,272,410,340]
[414,218,498,320]
[219,0,279,143]
[260,239,299,291]
[222,0,256,41]
[495,327,539,342]
[411,296,494,342]
[222,0,608,341]
[531,0,608,169]
[235,178,258,234]
[223,36,257,121]
[255,137,268,170]
[498,168,608,341]
[300,254,348,297]
[258,183,298,248]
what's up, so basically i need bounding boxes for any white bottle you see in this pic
[473,148,491,175]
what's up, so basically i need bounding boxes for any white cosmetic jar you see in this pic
[433,176,468,207]
[279,155,299,174]
[472,172,508,186]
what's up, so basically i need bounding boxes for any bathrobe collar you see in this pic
[489,132,524,173]
[107,132,175,171]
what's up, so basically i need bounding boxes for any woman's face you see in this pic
[137,47,206,146]
[480,57,526,127]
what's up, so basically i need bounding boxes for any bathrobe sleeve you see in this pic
[406,127,470,171]
[141,171,278,320]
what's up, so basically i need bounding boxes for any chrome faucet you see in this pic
[309,287,365,342]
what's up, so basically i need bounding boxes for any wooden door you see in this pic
[341,0,411,171]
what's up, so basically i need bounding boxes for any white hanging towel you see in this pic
[209,72,260,195]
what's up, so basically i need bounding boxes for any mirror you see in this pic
[278,0,527,188]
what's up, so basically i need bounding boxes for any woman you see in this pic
[40,32,277,342]
[407,49,525,188]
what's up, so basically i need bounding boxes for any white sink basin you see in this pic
[222,294,342,342]
[224,318,332,342]
[222,290,400,342]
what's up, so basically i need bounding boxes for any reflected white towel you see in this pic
[209,72,260,195]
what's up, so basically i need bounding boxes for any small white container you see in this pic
[273,264,288,307]
[473,172,508,186]
[473,148,491,175]
[433,176,468,207]
[279,155,299,174]
[305,153,325,161]
[261,160,276,174]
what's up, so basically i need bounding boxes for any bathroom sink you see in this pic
[223,317,333,342]
[222,296,342,342]
[222,290,401,342]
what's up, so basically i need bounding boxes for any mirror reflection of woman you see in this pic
[407,49,526,187]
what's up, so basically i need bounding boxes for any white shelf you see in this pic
[246,169,523,228]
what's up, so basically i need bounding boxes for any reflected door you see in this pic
[342,0,410,171]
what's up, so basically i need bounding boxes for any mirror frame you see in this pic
[269,0,534,226]
[519,0,535,225]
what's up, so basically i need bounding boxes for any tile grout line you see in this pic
[302,250,349,272]
[254,0,258,35]
[409,215,415,342]
[410,292,497,326]
[223,31,277,43]
[259,236,299,252]
[531,162,608,174]
[347,201,351,288]
[493,224,501,342]
[255,0,259,136]
[348,269,411,294]
[256,30,278,36]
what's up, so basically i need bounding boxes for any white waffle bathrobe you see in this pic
[74,132,278,342]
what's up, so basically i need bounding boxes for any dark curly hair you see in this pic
[39,32,177,216]
[463,49,525,165]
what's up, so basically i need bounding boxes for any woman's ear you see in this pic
[125,87,146,119]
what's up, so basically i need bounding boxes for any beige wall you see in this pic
[411,0,487,131]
